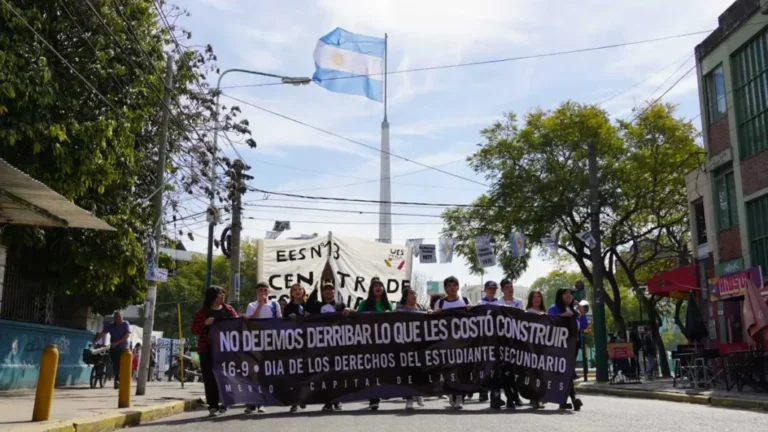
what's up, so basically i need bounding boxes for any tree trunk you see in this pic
[645,299,671,377]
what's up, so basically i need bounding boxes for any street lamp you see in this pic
[205,69,311,293]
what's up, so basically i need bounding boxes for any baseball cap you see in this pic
[484,280,498,290]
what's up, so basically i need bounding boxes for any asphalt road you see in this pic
[136,395,767,432]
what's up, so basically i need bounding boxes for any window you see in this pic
[732,31,768,158]
[694,200,708,245]
[714,167,738,231]
[746,194,768,280]
[705,65,727,124]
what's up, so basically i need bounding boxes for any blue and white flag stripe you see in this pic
[312,28,385,102]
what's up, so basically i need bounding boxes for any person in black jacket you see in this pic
[642,327,657,380]
[305,282,351,411]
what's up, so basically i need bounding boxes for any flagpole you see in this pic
[379,33,392,244]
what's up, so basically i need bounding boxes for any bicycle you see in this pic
[83,345,110,389]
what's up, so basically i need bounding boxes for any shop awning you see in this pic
[647,264,699,300]
[0,158,115,231]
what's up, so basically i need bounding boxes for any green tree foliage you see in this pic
[530,270,582,309]
[443,102,701,375]
[0,1,254,314]
[152,238,258,338]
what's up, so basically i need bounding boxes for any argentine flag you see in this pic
[313,28,385,102]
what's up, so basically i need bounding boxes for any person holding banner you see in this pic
[476,281,499,404]
[526,290,547,314]
[306,282,350,412]
[244,283,282,414]
[396,287,427,410]
[284,284,307,413]
[432,276,471,410]
[191,286,238,417]
[357,277,394,411]
[500,279,524,309]
[547,288,584,411]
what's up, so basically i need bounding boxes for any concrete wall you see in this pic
[0,319,93,390]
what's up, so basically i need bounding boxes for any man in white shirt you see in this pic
[500,279,524,309]
[245,282,281,414]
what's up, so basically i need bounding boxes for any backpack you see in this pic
[437,297,470,309]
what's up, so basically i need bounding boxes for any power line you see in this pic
[221,29,716,90]
[220,93,489,187]
[243,203,445,218]
[629,64,697,124]
[243,216,442,226]
[595,51,693,106]
[245,187,567,208]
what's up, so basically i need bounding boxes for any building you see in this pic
[686,0,768,349]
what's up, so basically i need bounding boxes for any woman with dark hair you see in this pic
[191,286,238,417]
[526,290,547,313]
[547,288,583,411]
[357,277,393,410]
[284,283,307,413]
[395,287,426,410]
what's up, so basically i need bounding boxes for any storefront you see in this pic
[707,266,768,351]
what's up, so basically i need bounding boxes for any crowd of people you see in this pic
[191,276,587,418]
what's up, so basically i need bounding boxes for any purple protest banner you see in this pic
[210,306,577,406]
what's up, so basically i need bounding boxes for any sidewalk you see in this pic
[577,378,768,411]
[0,381,204,432]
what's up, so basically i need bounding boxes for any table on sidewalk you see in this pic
[0,381,204,431]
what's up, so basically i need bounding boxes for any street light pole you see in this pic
[205,70,310,299]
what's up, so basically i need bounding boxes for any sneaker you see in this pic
[333,402,343,411]
[300,405,306,409]
[322,404,333,412]
[218,405,228,414]
[490,402,502,410]
[244,405,256,414]
[452,396,464,410]
[208,408,219,417]
[479,393,488,402]
[506,398,516,409]
[370,401,379,411]
[415,397,425,407]
[257,405,266,413]
[447,395,456,408]
[290,405,298,413]
[405,399,414,410]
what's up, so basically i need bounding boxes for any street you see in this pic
[137,395,768,432]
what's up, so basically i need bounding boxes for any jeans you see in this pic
[109,348,123,383]
[199,351,220,409]
[645,355,657,378]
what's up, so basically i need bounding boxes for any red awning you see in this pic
[647,265,698,300]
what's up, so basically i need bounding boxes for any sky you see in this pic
[170,0,732,288]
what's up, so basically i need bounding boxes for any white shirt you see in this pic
[477,297,499,305]
[320,303,337,314]
[501,297,524,309]
[246,301,282,319]
[438,297,469,310]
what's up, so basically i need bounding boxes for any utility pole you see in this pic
[228,160,243,309]
[588,140,609,383]
[136,54,173,395]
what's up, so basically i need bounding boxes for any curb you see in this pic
[577,384,768,411]
[11,399,202,432]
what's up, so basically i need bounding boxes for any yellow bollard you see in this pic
[32,344,59,421]
[118,350,132,408]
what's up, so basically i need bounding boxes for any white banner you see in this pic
[330,235,413,309]
[257,233,413,309]
[257,235,331,301]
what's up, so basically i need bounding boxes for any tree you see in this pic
[442,101,701,376]
[530,270,582,309]
[150,237,258,337]
[0,1,254,314]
